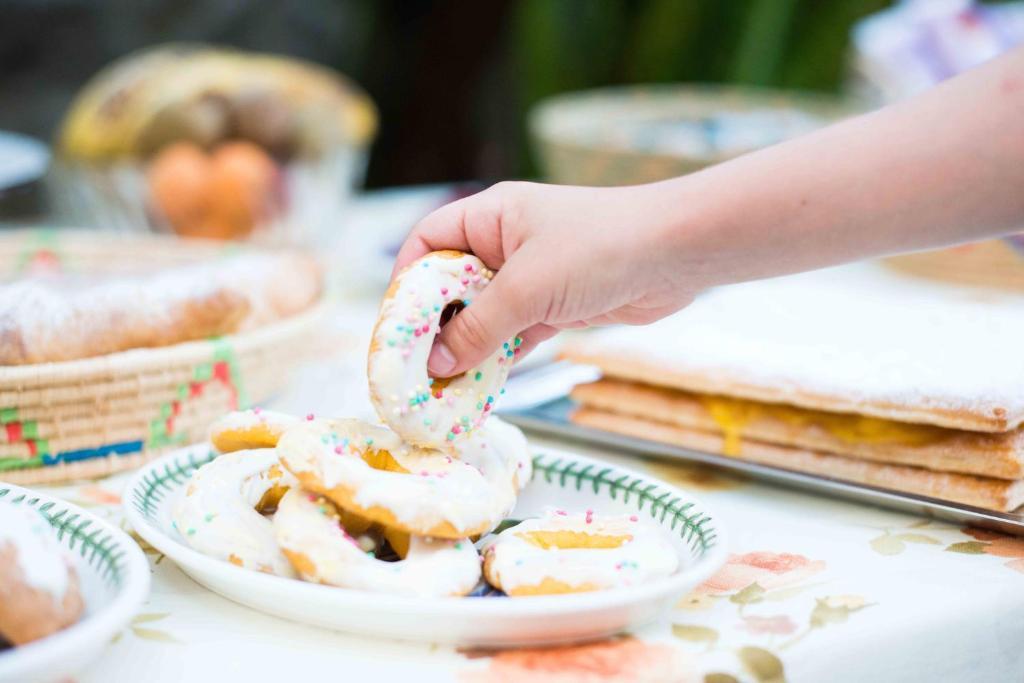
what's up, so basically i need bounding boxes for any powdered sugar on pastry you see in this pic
[0,251,320,365]
[563,263,1024,432]
[0,505,71,602]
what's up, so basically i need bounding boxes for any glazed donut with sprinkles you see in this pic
[368,250,518,449]
[170,249,682,600]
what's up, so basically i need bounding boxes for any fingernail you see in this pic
[428,341,457,376]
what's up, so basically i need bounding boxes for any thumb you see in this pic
[427,255,540,377]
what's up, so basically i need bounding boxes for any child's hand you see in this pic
[393,181,705,377]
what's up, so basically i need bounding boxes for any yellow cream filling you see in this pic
[516,530,632,550]
[360,448,410,474]
[699,394,950,457]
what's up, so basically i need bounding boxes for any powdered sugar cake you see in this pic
[562,264,1024,433]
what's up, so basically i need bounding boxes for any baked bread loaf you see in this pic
[0,251,320,365]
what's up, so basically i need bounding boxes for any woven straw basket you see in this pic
[0,229,325,484]
[529,84,858,186]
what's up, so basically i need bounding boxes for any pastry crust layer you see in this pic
[571,380,1024,479]
[570,407,1024,512]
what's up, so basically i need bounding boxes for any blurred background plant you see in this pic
[0,0,892,187]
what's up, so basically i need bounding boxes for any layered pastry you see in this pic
[53,44,376,242]
[562,265,1024,512]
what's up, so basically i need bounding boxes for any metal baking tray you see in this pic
[501,397,1024,536]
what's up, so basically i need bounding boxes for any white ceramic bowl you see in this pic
[124,444,727,648]
[0,484,150,683]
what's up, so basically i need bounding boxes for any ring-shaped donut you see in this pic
[209,408,300,453]
[482,509,679,596]
[273,489,481,597]
[276,418,517,539]
[368,250,518,449]
[460,416,533,494]
[173,448,297,577]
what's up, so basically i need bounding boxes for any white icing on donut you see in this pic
[368,251,517,448]
[0,505,71,602]
[276,418,516,537]
[210,408,300,438]
[273,489,481,597]
[172,449,297,577]
[208,408,300,451]
[483,509,679,595]
[478,416,533,493]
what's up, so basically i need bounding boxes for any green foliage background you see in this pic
[513,0,890,99]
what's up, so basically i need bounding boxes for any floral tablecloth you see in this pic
[33,297,1024,683]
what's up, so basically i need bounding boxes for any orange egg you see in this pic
[147,142,212,235]
[207,141,280,239]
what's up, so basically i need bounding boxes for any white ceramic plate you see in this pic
[124,444,726,648]
[0,484,150,683]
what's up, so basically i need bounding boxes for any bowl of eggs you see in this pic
[50,44,376,244]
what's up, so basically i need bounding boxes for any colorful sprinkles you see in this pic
[368,253,513,447]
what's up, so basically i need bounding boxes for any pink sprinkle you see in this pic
[402,349,412,358]
[420,470,429,477]
[629,515,638,522]
[585,509,594,524]
[253,407,262,415]
[464,263,474,272]
[460,277,469,285]
[421,324,430,333]
[307,494,318,502]
[445,456,452,463]
[451,425,462,435]
[334,445,344,454]
[306,413,315,421]
[414,329,422,337]
[555,509,567,516]
[440,287,448,296]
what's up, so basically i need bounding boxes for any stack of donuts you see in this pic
[173,251,678,597]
